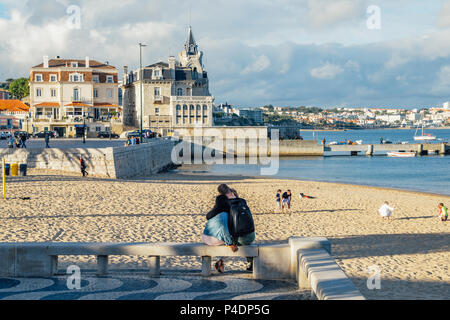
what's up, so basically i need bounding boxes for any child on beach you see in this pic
[379,201,394,220]
[281,190,291,212]
[438,203,448,222]
[275,189,282,212]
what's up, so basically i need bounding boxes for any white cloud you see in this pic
[431,64,450,94]
[306,0,366,29]
[241,55,271,75]
[438,1,450,28]
[310,62,343,79]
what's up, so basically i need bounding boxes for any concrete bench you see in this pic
[47,242,259,277]
[297,248,365,300]
[0,242,260,278]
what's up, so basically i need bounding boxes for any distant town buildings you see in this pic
[257,105,450,128]
[29,56,121,137]
[238,109,263,124]
[122,26,214,134]
[0,88,10,100]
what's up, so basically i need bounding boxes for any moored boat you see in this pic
[387,152,416,158]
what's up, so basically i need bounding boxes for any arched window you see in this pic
[196,105,201,110]
[183,105,188,110]
[176,105,181,111]
[177,88,183,96]
[203,105,208,111]
[186,88,191,96]
[190,105,195,110]
[193,68,198,80]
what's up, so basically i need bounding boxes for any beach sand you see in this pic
[0,169,448,300]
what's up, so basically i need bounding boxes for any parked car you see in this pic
[14,131,31,138]
[0,132,7,140]
[97,131,119,139]
[126,129,156,138]
[33,131,56,138]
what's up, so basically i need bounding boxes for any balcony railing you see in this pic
[70,97,93,103]
[153,95,163,102]
[171,96,213,102]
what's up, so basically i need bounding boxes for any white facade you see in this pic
[29,57,120,137]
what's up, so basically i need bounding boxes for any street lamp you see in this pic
[83,114,86,144]
[109,111,112,140]
[139,42,147,144]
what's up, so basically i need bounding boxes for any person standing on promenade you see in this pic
[44,132,50,148]
[379,201,394,220]
[15,135,21,148]
[7,135,14,149]
[438,203,448,222]
[79,156,88,177]
[20,134,27,148]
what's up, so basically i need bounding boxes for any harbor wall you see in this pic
[0,139,176,179]
[175,138,324,157]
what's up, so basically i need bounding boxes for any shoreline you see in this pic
[179,169,450,198]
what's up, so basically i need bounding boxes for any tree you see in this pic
[8,78,29,100]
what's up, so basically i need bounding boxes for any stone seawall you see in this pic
[112,139,176,178]
[0,139,176,179]
[180,138,324,157]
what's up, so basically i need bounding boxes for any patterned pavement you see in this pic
[0,273,310,300]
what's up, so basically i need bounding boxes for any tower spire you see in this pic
[185,26,197,55]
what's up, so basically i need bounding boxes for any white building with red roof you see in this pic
[29,56,121,137]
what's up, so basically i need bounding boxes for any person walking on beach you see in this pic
[438,203,448,222]
[44,132,50,148]
[275,189,282,212]
[379,201,394,220]
[79,156,88,177]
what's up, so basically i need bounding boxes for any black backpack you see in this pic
[228,198,255,237]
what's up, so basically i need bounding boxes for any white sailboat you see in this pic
[414,117,436,141]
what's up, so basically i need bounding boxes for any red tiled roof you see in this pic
[34,102,60,107]
[65,102,92,107]
[0,100,29,112]
[94,102,120,108]
[33,59,117,70]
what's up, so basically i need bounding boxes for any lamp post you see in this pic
[83,114,86,144]
[109,111,112,140]
[139,42,147,144]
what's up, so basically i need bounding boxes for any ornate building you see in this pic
[122,27,214,134]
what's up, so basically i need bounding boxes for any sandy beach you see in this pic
[0,169,448,300]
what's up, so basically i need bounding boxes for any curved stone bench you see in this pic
[0,238,366,299]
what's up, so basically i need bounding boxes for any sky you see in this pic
[0,0,450,109]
